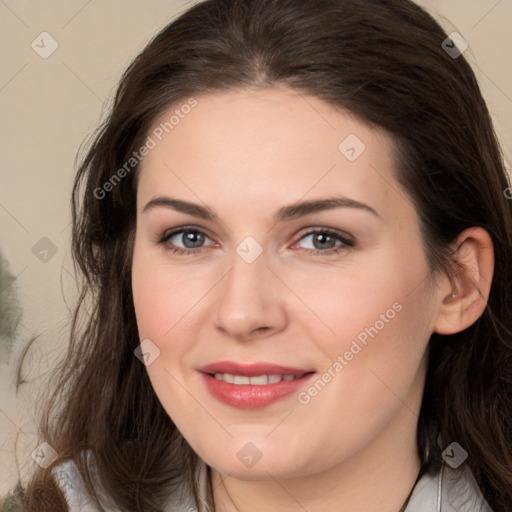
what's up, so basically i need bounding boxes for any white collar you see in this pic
[404,462,493,512]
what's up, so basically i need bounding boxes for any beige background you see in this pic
[0,0,511,495]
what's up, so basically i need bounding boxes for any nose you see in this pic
[214,247,288,342]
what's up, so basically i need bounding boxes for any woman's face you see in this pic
[131,87,441,479]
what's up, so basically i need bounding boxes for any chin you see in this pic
[200,439,313,479]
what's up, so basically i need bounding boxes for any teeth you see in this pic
[213,373,301,385]
[233,375,251,385]
[223,373,234,383]
[250,375,269,385]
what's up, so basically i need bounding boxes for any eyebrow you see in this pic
[142,195,379,222]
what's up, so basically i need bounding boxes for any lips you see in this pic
[198,361,316,409]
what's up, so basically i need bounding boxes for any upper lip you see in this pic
[199,361,315,377]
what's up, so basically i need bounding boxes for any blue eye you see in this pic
[159,227,216,255]
[158,227,354,256]
[294,229,354,254]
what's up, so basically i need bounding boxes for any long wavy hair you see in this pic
[8,0,512,510]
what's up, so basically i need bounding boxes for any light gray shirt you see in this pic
[52,455,493,512]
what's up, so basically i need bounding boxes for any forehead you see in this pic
[136,87,409,223]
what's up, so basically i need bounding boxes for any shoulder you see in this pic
[51,451,199,512]
[405,462,494,512]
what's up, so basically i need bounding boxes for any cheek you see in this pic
[131,241,218,411]
[131,245,205,424]
[289,243,432,356]
[131,244,206,341]
[286,268,433,470]
[296,243,433,411]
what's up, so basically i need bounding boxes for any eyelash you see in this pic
[157,226,355,257]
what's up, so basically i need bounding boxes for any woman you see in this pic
[10,0,512,510]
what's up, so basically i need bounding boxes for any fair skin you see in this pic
[131,87,493,511]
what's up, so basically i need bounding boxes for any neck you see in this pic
[211,404,422,512]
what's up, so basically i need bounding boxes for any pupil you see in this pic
[184,231,204,248]
[314,233,334,249]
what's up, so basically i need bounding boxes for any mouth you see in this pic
[211,373,306,384]
[198,361,316,409]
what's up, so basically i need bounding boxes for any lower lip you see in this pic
[201,372,315,409]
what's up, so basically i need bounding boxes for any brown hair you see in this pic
[10,0,512,510]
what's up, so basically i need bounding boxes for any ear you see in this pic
[433,227,494,335]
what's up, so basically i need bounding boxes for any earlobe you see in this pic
[433,227,494,335]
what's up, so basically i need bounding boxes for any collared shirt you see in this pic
[52,454,494,512]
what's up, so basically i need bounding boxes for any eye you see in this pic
[157,227,354,256]
[158,227,216,255]
[292,229,354,255]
